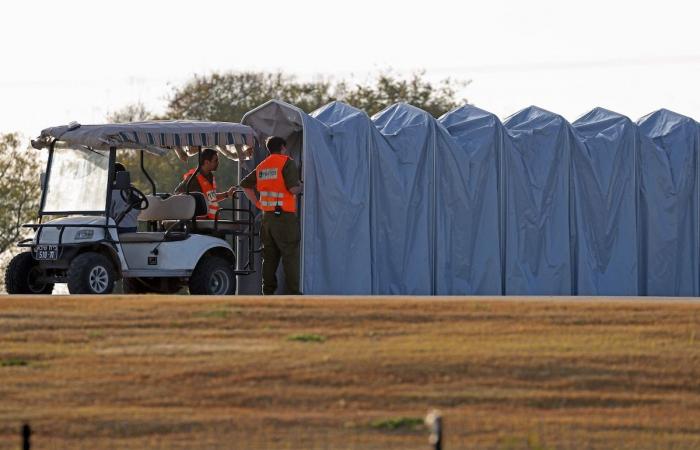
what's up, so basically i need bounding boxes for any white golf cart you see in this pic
[4,121,258,295]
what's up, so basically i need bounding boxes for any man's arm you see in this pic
[214,187,235,202]
[238,169,259,208]
[242,187,258,207]
[283,160,302,195]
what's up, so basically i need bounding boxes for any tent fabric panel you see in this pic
[571,108,639,295]
[369,104,436,294]
[503,107,573,295]
[301,102,373,294]
[637,110,700,296]
[437,106,503,294]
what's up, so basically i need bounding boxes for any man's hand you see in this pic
[215,187,237,202]
[289,182,303,195]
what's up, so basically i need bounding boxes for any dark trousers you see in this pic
[261,212,300,295]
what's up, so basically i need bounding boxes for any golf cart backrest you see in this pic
[138,195,195,221]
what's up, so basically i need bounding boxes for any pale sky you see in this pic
[2,0,699,140]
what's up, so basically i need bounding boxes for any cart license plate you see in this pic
[34,245,58,260]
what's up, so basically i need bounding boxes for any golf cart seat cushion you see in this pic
[161,219,247,233]
[138,194,195,221]
[118,231,188,243]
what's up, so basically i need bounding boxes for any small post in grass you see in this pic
[425,409,443,450]
[21,423,31,450]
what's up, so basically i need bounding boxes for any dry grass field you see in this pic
[1,295,699,449]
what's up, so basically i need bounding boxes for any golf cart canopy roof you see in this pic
[31,120,256,161]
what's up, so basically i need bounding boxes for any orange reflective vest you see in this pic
[255,154,297,213]
[183,168,219,219]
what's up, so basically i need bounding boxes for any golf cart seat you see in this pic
[138,194,195,222]
[118,194,195,243]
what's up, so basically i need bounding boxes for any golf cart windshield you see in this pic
[43,145,110,213]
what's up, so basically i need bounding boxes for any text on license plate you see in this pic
[34,245,58,260]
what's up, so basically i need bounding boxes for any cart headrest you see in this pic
[138,194,195,221]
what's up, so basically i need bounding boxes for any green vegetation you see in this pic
[1,358,28,367]
[287,333,326,343]
[194,309,230,319]
[0,133,41,256]
[369,417,424,431]
[163,70,468,122]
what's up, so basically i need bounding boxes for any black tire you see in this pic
[123,277,183,294]
[4,252,54,294]
[188,255,236,295]
[67,252,116,295]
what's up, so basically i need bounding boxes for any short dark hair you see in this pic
[201,148,218,162]
[265,136,287,154]
[114,162,126,172]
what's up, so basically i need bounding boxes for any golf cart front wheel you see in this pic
[188,255,236,295]
[67,252,116,295]
[4,252,54,294]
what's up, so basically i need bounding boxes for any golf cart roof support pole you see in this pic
[140,150,157,195]
[34,139,56,242]
[184,147,203,194]
[38,140,56,218]
[105,147,117,228]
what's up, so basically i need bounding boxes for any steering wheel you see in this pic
[120,186,149,210]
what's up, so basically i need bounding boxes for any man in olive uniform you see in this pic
[240,136,302,295]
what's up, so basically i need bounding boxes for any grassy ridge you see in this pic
[0,296,699,449]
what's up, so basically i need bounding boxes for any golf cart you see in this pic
[4,121,258,295]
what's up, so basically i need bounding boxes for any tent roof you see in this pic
[241,100,305,141]
[637,108,696,137]
[503,105,566,131]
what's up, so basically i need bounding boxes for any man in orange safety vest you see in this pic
[240,136,302,295]
[176,148,235,219]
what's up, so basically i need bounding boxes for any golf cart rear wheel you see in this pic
[4,252,54,294]
[67,252,116,295]
[188,255,236,295]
